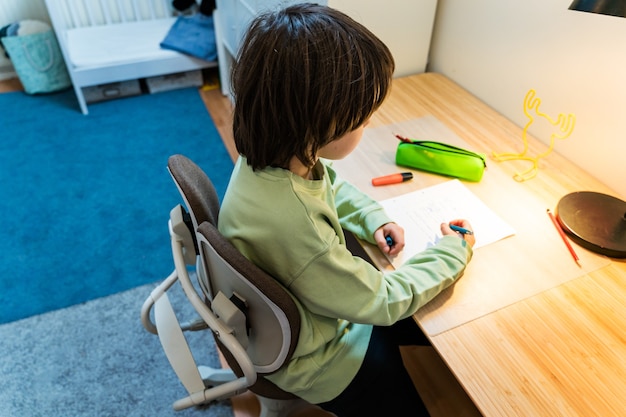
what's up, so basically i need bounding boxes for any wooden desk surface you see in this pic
[332,73,626,417]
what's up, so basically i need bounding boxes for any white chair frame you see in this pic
[140,205,313,415]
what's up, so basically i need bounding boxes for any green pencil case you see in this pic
[395,138,487,182]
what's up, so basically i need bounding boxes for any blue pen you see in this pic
[385,235,394,247]
[450,224,474,235]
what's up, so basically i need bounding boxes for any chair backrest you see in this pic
[197,222,300,376]
[167,154,300,399]
[168,154,220,231]
[167,154,221,296]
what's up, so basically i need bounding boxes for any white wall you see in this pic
[330,0,437,77]
[429,0,626,199]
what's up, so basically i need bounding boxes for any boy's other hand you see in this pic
[374,222,405,256]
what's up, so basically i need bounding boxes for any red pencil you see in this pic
[547,209,580,266]
[394,133,413,143]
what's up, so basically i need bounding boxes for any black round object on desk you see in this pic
[556,191,626,258]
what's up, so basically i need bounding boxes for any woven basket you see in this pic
[1,30,71,94]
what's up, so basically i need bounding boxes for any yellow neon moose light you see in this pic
[492,89,576,181]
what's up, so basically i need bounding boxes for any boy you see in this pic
[218,3,474,416]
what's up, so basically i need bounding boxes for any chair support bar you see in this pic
[140,269,178,335]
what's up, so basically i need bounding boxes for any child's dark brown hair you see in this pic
[231,3,395,171]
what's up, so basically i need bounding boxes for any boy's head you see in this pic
[232,3,395,170]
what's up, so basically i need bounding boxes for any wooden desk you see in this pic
[332,73,626,417]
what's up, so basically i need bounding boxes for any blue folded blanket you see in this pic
[160,13,217,62]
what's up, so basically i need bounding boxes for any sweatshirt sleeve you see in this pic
[325,163,391,243]
[290,231,472,326]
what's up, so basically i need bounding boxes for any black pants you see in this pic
[317,318,431,417]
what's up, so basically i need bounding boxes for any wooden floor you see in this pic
[1,76,482,417]
[0,76,23,93]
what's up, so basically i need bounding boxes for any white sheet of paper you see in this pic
[379,179,516,268]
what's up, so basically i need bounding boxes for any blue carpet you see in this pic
[0,88,234,324]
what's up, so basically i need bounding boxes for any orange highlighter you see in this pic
[372,172,413,186]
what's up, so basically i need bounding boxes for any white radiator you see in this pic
[0,0,50,78]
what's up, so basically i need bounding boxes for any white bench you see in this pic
[44,0,217,114]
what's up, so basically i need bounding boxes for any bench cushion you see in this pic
[66,18,180,68]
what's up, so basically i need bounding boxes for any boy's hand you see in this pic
[374,222,405,256]
[441,219,476,248]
